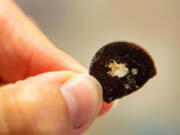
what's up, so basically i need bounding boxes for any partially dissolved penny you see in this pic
[89,41,157,103]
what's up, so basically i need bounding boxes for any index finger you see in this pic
[0,0,87,83]
[0,0,113,116]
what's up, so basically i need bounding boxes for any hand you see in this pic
[0,0,112,135]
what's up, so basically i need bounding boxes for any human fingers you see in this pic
[0,71,102,135]
[0,0,86,83]
[0,0,112,117]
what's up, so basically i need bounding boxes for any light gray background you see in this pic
[15,0,180,135]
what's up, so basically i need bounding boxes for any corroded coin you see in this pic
[89,41,156,103]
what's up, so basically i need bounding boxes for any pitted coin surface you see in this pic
[89,41,157,103]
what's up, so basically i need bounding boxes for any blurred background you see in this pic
[14,0,180,135]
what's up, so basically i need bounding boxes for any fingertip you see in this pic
[98,101,113,116]
[60,74,103,128]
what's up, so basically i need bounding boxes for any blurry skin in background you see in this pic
[15,0,180,135]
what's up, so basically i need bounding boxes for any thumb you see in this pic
[0,71,102,135]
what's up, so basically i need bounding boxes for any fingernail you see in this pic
[60,74,102,128]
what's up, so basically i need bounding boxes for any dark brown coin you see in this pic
[89,41,156,103]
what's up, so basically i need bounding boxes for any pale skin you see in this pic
[0,0,113,135]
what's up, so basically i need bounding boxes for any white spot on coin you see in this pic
[127,74,136,84]
[131,68,138,75]
[106,60,129,78]
[124,84,130,89]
